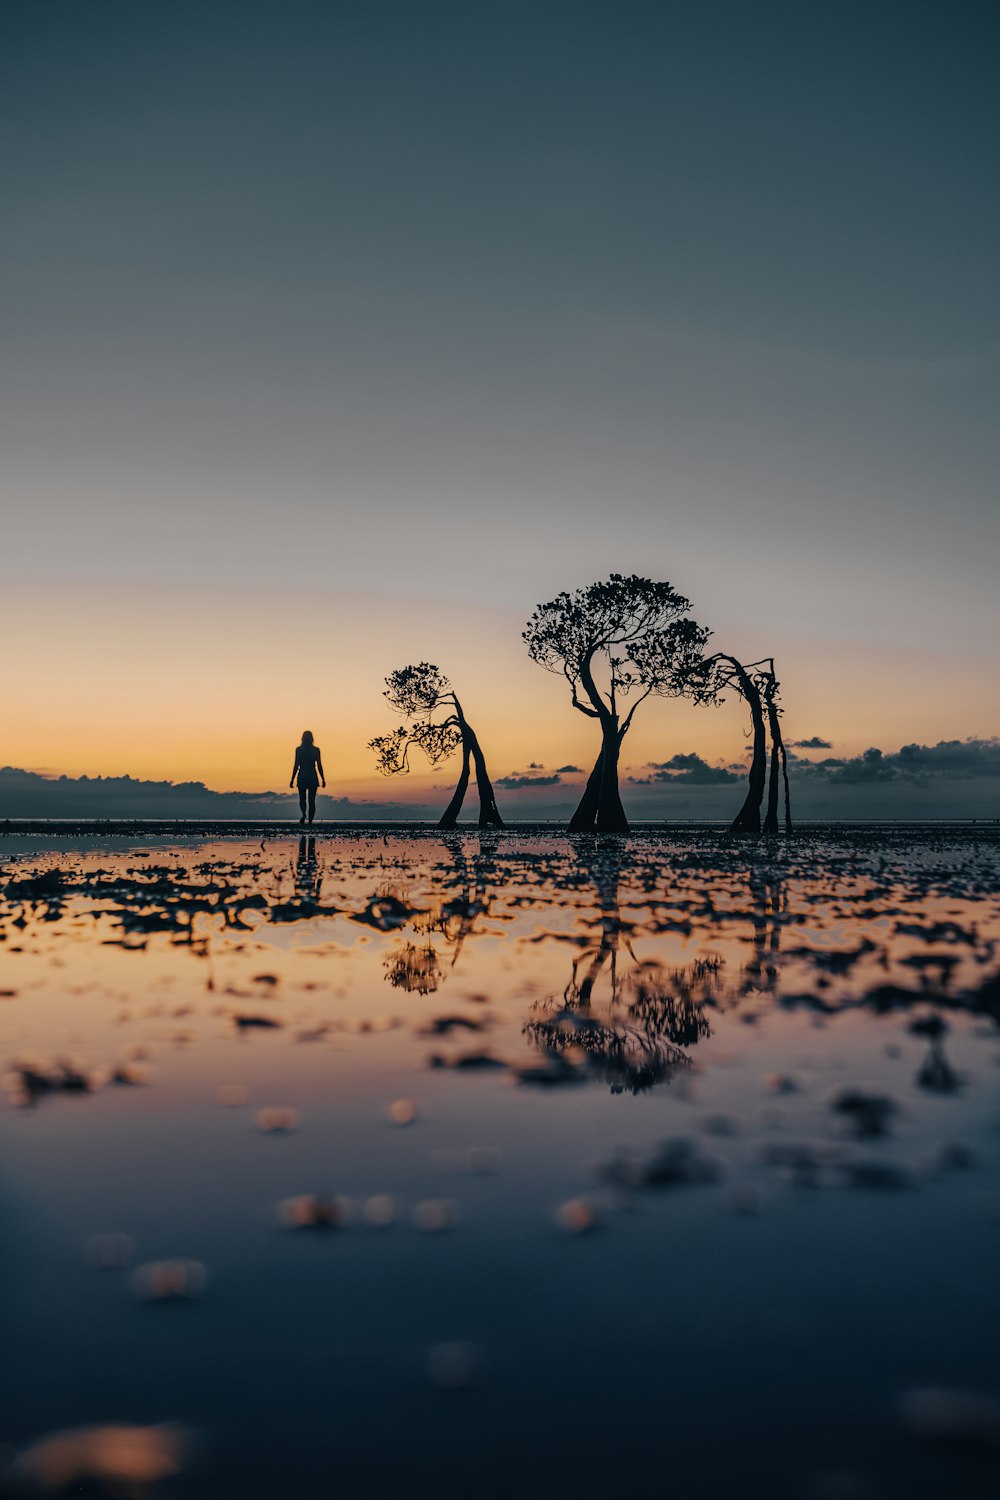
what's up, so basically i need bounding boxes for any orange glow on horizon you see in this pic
[8,580,997,799]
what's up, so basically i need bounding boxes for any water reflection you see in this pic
[3,831,1000,1498]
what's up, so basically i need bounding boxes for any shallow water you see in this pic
[2,829,1000,1498]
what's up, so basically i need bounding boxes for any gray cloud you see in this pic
[791,738,1000,785]
[631,753,740,786]
[790,736,833,749]
[496,772,563,790]
[556,764,583,774]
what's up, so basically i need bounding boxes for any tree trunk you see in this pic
[570,727,629,833]
[763,737,781,834]
[595,723,629,833]
[438,741,471,828]
[729,668,766,834]
[569,749,604,832]
[761,668,793,836]
[468,731,504,828]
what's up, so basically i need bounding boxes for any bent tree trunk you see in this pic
[569,750,604,832]
[570,722,629,833]
[761,668,793,835]
[764,735,781,834]
[468,730,504,828]
[438,698,504,829]
[729,665,767,834]
[761,681,791,834]
[438,740,472,828]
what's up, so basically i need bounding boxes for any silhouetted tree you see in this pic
[369,663,504,828]
[696,654,792,834]
[758,659,793,834]
[523,575,711,832]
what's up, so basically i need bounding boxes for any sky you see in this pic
[3,1,999,815]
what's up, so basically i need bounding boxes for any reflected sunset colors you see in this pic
[3,829,1000,1496]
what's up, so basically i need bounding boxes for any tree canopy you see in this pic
[369,662,503,828]
[523,574,712,831]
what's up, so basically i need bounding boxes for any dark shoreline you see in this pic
[2,817,999,840]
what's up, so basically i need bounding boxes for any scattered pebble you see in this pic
[131,1259,207,1302]
[8,1423,188,1493]
[413,1198,459,1233]
[388,1098,416,1126]
[278,1194,349,1229]
[554,1198,601,1234]
[363,1194,397,1228]
[256,1106,300,1133]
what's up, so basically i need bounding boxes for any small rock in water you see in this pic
[8,1422,188,1493]
[363,1194,397,1228]
[131,1259,207,1302]
[388,1098,416,1126]
[413,1198,459,1233]
[278,1195,349,1229]
[84,1232,135,1270]
[256,1106,300,1133]
[897,1386,1000,1447]
[426,1341,484,1390]
[554,1198,601,1234]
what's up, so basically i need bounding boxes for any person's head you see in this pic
[300,730,314,746]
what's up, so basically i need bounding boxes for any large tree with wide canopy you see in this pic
[523,574,711,832]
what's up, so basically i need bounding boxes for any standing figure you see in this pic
[290,730,326,825]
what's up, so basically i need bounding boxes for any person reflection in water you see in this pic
[289,730,326,824]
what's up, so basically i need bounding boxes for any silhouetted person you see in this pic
[290,730,325,824]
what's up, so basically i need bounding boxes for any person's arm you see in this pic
[317,751,326,787]
[290,747,300,788]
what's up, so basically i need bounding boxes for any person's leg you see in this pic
[298,785,307,822]
[308,785,317,823]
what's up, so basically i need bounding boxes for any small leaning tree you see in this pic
[369,663,504,829]
[697,654,792,834]
[523,575,711,833]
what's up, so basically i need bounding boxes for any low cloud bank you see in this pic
[496,772,563,790]
[0,768,421,821]
[631,753,739,786]
[791,738,1000,784]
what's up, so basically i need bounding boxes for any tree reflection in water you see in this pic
[524,846,722,1094]
[382,835,502,995]
[383,941,444,994]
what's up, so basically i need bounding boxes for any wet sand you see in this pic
[2,828,999,1498]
